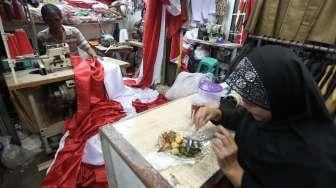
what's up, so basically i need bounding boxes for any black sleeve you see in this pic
[241,171,263,188]
[211,96,246,131]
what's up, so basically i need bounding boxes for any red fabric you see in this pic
[95,0,112,5]
[41,56,126,188]
[78,164,108,188]
[65,0,96,9]
[125,0,163,88]
[3,2,15,21]
[14,29,33,55]
[7,34,20,59]
[132,94,168,113]
[235,0,254,44]
[166,0,187,62]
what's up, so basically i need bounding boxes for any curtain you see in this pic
[245,0,336,44]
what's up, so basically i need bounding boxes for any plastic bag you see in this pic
[145,152,195,171]
[165,72,207,100]
[21,135,42,155]
[194,45,209,60]
[0,136,35,169]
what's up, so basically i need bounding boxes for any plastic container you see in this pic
[198,79,223,102]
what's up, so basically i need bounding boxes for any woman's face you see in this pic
[241,98,272,122]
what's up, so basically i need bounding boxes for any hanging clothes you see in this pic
[166,0,188,64]
[125,0,165,88]
[190,0,216,23]
[125,0,188,87]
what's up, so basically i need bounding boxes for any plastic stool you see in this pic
[196,57,220,78]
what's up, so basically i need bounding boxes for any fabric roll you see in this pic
[14,29,34,56]
[7,34,20,59]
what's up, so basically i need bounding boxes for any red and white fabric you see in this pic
[44,57,168,187]
[125,0,187,88]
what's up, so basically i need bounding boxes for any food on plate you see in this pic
[158,131,201,158]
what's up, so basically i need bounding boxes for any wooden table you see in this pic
[3,57,130,153]
[4,57,129,91]
[189,39,242,61]
[100,95,222,188]
[128,40,143,67]
[95,45,134,63]
[4,69,74,91]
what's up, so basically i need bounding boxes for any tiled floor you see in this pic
[0,152,52,188]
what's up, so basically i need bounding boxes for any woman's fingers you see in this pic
[194,107,210,130]
[217,126,234,144]
[212,138,227,158]
[214,132,230,146]
[194,108,205,129]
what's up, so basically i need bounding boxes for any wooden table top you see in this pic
[3,57,130,91]
[100,95,220,187]
[3,68,74,91]
[189,39,242,49]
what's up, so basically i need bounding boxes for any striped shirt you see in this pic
[37,25,90,54]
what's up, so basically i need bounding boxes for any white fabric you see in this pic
[113,86,159,118]
[191,0,216,23]
[82,134,104,165]
[152,6,166,85]
[100,59,126,99]
[166,0,181,16]
[119,29,129,43]
[191,0,203,22]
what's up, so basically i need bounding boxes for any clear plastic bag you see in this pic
[165,72,207,100]
[147,130,211,171]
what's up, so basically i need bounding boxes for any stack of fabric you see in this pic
[6,29,34,59]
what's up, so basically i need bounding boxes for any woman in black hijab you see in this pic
[193,45,336,188]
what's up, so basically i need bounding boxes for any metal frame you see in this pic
[249,34,336,54]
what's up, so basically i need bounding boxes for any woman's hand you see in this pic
[192,105,221,130]
[212,126,243,188]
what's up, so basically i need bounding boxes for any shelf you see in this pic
[232,13,246,16]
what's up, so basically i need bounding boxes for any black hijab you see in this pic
[224,45,336,188]
[226,45,332,123]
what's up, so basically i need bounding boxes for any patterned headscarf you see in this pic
[225,57,270,109]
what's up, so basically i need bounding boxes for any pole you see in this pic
[0,16,18,83]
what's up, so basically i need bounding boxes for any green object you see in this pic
[1,59,33,72]
[1,59,10,72]
[196,57,220,78]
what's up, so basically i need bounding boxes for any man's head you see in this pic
[41,4,63,31]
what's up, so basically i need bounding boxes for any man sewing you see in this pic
[37,4,97,57]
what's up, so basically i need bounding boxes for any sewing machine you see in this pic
[38,43,71,74]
